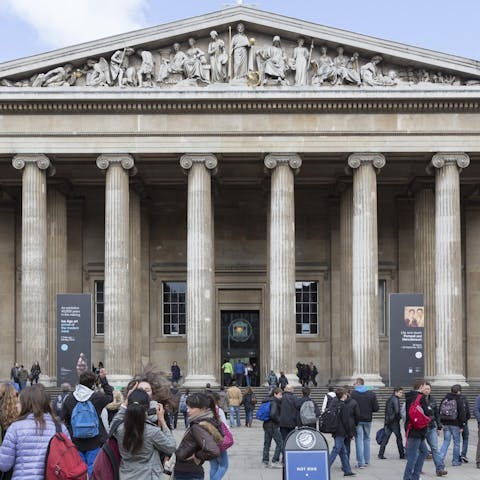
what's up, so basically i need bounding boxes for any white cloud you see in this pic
[2,0,149,48]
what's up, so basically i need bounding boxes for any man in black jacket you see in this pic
[403,378,429,480]
[328,387,358,477]
[278,384,302,442]
[378,386,405,460]
[457,385,471,463]
[423,382,447,476]
[350,377,379,468]
[261,387,283,468]
[61,370,113,476]
[438,384,467,467]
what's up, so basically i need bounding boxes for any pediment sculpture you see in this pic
[0,23,476,89]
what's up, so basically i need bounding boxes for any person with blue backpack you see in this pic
[61,370,113,476]
[258,387,283,468]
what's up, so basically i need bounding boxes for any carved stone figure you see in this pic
[110,48,136,86]
[85,57,111,86]
[256,36,288,86]
[32,64,76,87]
[343,52,361,86]
[169,43,187,75]
[208,31,228,83]
[332,46,349,85]
[291,38,309,86]
[184,38,210,84]
[360,55,396,86]
[137,50,154,87]
[311,46,335,85]
[231,23,250,79]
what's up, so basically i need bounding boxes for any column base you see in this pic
[285,373,301,387]
[183,374,219,388]
[352,373,385,387]
[106,374,134,388]
[430,374,468,387]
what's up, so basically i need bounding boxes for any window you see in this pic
[295,281,318,335]
[163,282,186,335]
[94,280,104,336]
[378,279,386,336]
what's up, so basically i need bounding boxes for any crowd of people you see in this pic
[1,362,480,479]
[9,362,41,391]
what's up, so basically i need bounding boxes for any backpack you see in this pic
[319,398,339,434]
[300,400,317,425]
[71,399,99,439]
[439,397,458,421]
[90,421,121,480]
[407,394,431,433]
[45,422,88,480]
[255,401,271,421]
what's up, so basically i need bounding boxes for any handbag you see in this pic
[219,422,234,451]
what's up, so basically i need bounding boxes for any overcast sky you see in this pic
[0,0,479,63]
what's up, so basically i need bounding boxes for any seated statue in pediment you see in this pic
[183,37,210,84]
[311,46,335,86]
[256,36,289,86]
[110,48,137,87]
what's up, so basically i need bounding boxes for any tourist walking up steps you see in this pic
[260,387,283,468]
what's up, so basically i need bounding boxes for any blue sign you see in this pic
[285,450,329,480]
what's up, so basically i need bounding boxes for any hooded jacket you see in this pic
[334,397,359,439]
[439,392,466,428]
[61,376,113,451]
[278,391,302,428]
[262,395,281,426]
[404,390,429,439]
[350,385,379,422]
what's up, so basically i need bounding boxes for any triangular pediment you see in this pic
[1,6,480,90]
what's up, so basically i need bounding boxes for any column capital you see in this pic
[180,154,218,172]
[12,154,51,171]
[96,154,135,172]
[264,153,302,173]
[347,153,386,170]
[430,152,470,171]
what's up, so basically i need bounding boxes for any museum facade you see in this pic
[0,6,479,386]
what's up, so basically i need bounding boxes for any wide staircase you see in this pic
[46,385,480,421]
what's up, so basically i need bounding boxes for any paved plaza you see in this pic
[171,419,480,480]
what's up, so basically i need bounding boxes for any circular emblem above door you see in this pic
[228,318,253,342]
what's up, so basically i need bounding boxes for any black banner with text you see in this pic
[56,294,92,387]
[389,293,424,387]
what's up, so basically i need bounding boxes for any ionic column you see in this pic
[264,153,301,385]
[96,154,135,384]
[180,154,218,387]
[339,185,354,382]
[348,153,385,386]
[430,153,469,385]
[414,187,436,378]
[47,188,68,380]
[12,154,51,378]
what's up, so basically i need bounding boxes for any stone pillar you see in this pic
[96,154,135,384]
[347,153,385,386]
[12,154,51,379]
[180,154,218,387]
[338,185,354,382]
[47,188,68,380]
[430,153,469,386]
[414,187,436,379]
[264,153,302,385]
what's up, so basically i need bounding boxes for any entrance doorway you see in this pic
[221,310,260,386]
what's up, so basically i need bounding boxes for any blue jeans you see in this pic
[461,422,469,457]
[440,425,462,465]
[355,421,372,466]
[183,412,189,428]
[210,450,229,480]
[262,422,283,463]
[403,436,428,480]
[229,406,241,427]
[329,435,352,474]
[426,427,445,472]
[245,409,253,426]
[78,448,100,476]
[245,375,251,387]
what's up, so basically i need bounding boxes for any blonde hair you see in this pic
[106,389,124,411]
[0,383,19,431]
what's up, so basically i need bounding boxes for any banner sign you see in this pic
[389,293,424,387]
[56,294,92,387]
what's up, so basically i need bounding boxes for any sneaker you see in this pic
[436,470,448,477]
[461,456,468,463]
[355,464,366,469]
[270,462,283,469]
[378,455,387,459]
[262,461,269,468]
[344,473,356,477]
[451,462,462,467]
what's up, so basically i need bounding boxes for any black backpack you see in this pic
[319,397,340,433]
